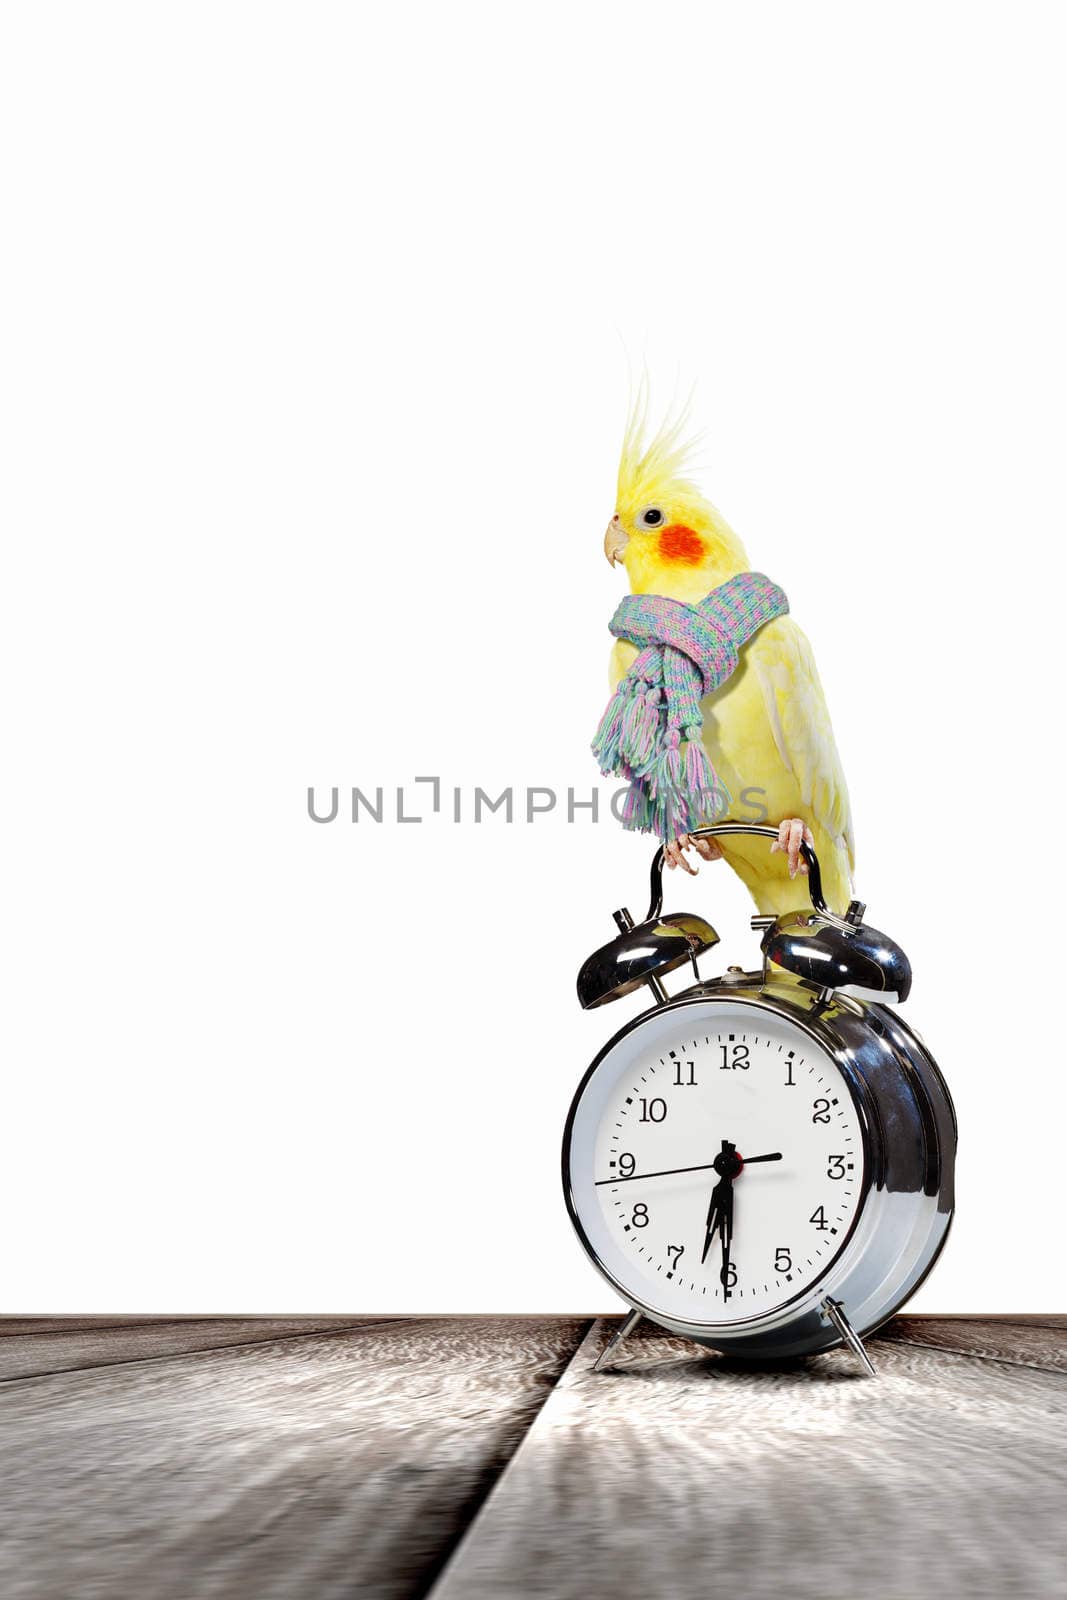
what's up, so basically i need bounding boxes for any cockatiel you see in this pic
[604,402,854,917]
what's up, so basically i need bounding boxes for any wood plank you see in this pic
[874,1314,1067,1372]
[0,1315,587,1600]
[0,1317,395,1381]
[0,1315,383,1337]
[0,1316,197,1335]
[430,1317,1067,1600]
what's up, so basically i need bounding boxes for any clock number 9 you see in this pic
[618,1152,636,1177]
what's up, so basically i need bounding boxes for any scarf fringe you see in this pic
[619,782,653,832]
[591,688,628,772]
[619,683,660,772]
[682,734,730,818]
[592,683,668,780]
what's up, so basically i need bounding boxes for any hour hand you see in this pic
[701,1180,724,1265]
[700,1203,718,1266]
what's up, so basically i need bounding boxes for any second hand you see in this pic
[595,1153,782,1187]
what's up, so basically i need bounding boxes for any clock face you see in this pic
[565,998,868,1327]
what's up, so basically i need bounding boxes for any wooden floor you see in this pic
[2,1315,1064,1599]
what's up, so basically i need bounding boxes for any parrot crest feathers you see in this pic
[617,380,705,516]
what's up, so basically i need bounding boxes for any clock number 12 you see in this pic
[719,1043,750,1071]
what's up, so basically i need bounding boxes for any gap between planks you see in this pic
[425,1319,609,1598]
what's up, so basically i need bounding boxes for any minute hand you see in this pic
[719,1179,734,1299]
[596,1153,781,1188]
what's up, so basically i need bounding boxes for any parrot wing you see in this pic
[751,619,855,874]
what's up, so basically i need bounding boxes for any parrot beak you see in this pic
[604,515,629,567]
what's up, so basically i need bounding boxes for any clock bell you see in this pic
[578,822,913,1010]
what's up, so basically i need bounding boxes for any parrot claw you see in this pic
[665,833,723,874]
[771,818,814,879]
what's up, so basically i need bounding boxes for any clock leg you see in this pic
[592,1307,643,1373]
[820,1297,877,1377]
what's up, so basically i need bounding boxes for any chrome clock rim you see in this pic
[563,989,877,1336]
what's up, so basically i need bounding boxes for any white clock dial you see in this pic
[566,1000,867,1326]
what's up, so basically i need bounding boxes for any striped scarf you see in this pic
[592,572,789,840]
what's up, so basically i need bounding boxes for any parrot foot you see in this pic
[771,818,814,879]
[665,833,723,875]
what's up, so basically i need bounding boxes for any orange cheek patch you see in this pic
[657,523,705,565]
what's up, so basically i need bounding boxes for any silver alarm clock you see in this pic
[563,823,956,1374]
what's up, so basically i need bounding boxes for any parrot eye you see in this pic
[639,507,665,528]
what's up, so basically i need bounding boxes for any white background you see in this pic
[2,2,1064,1312]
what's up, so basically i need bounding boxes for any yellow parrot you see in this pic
[603,401,854,917]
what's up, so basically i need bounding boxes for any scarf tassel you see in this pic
[590,686,628,772]
[619,782,653,833]
[653,788,690,843]
[648,728,682,801]
[617,682,661,773]
[683,733,729,824]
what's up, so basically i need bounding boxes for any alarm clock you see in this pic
[563,822,956,1375]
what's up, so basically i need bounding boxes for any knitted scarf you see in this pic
[592,572,789,841]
